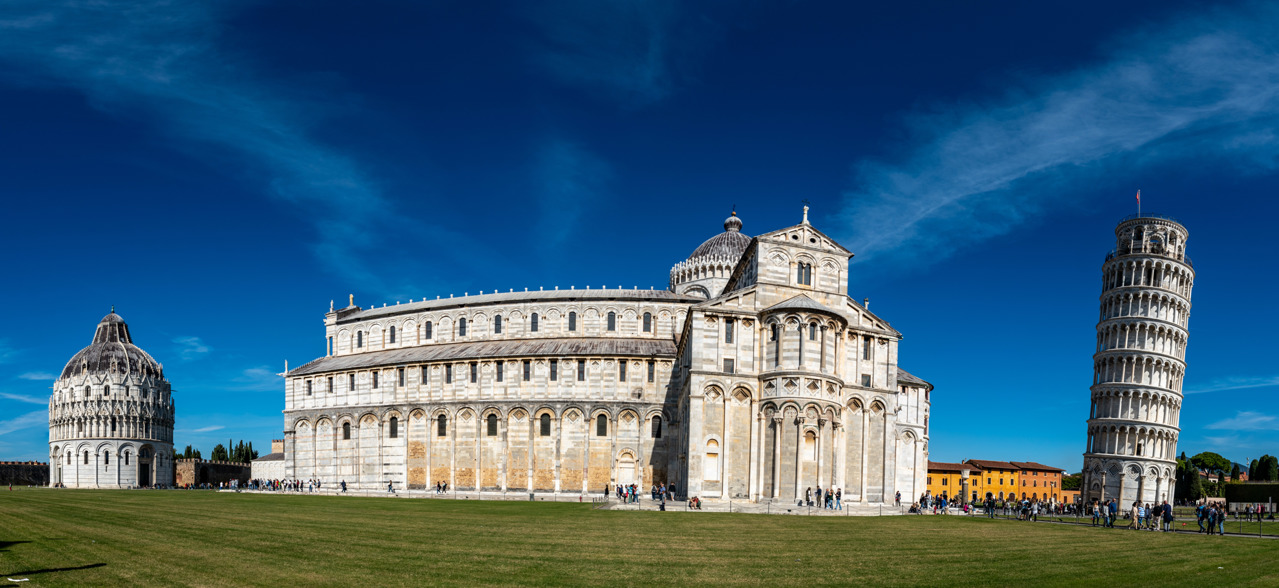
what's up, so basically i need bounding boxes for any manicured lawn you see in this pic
[2,489,1277,587]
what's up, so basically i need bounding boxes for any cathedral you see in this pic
[47,311,176,488]
[282,210,932,502]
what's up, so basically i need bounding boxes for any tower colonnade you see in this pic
[1083,214,1193,506]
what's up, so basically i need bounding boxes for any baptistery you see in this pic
[48,310,175,487]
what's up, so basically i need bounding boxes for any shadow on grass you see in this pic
[0,541,31,552]
[5,563,107,576]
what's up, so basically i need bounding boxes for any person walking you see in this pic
[1162,501,1174,532]
[836,488,842,510]
[340,480,347,493]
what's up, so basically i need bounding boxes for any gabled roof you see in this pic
[929,461,978,473]
[896,368,933,390]
[965,459,1019,471]
[1010,461,1067,473]
[755,222,853,256]
[288,337,675,377]
[253,453,285,462]
[763,294,838,315]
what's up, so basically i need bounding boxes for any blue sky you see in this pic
[2,0,1278,472]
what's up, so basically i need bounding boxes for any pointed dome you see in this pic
[59,311,164,380]
[687,211,751,261]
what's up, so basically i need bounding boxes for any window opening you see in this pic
[607,311,616,331]
[390,417,399,438]
[343,422,351,440]
[531,313,539,332]
[437,415,447,436]
[643,312,652,332]
[596,414,608,436]
[540,413,551,436]
[487,414,498,436]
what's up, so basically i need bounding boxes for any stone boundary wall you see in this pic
[174,459,251,487]
[1,461,50,486]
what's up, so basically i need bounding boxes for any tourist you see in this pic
[805,487,812,507]
[341,480,347,493]
[836,488,842,510]
[1196,504,1206,532]
[895,490,901,506]
[1162,501,1174,532]
[1107,499,1118,528]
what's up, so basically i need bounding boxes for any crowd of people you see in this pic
[243,478,321,492]
[798,486,843,510]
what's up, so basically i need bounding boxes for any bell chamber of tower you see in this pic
[1082,214,1193,506]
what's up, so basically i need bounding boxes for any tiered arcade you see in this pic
[1082,214,1193,505]
[47,312,176,488]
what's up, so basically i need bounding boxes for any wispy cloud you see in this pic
[17,372,56,381]
[232,366,282,392]
[0,1,405,292]
[0,339,19,363]
[1206,411,1279,431]
[0,409,47,437]
[523,0,729,107]
[0,392,47,405]
[173,336,211,361]
[534,138,611,248]
[1185,375,1279,394]
[839,3,1279,267]
[190,425,225,433]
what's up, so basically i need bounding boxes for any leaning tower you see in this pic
[1082,215,1193,505]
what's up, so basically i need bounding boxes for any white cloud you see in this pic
[190,425,225,433]
[1185,375,1279,394]
[534,138,611,249]
[0,1,407,292]
[1206,411,1279,431]
[0,392,47,404]
[232,366,282,392]
[838,3,1279,269]
[0,409,47,437]
[173,336,211,361]
[0,339,19,363]
[17,372,56,381]
[523,0,732,107]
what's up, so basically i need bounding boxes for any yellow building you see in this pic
[966,460,1020,501]
[925,461,974,502]
[1011,461,1068,502]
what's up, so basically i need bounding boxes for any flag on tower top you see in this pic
[1136,189,1141,203]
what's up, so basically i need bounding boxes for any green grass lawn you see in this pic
[3,489,1277,587]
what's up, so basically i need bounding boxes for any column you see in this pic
[794,416,806,501]
[771,416,782,498]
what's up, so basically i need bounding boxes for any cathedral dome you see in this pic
[687,212,750,261]
[58,311,164,380]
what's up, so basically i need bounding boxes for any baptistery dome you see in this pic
[48,310,175,488]
[670,212,752,299]
[59,311,164,380]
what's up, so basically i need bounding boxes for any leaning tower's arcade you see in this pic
[1082,215,1193,505]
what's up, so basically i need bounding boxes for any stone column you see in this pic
[771,416,782,499]
[816,418,827,488]
[794,416,806,502]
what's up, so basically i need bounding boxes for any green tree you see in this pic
[1265,455,1279,482]
[1190,452,1232,478]
[1062,473,1082,490]
[211,443,228,461]
[1251,459,1261,480]
[1230,463,1241,482]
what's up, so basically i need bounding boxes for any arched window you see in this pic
[704,440,720,480]
[104,385,110,396]
[494,315,502,334]
[651,416,662,438]
[540,414,551,436]
[424,321,433,339]
[104,451,109,465]
[84,451,89,464]
[725,319,734,343]
[390,417,399,439]
[110,418,116,433]
[487,414,498,436]
[124,450,130,465]
[458,317,467,336]
[596,414,608,437]
[568,311,577,331]
[437,414,447,437]
[804,431,817,460]
[389,326,396,343]
[531,313,539,332]
[342,422,351,440]
[84,385,90,397]
[1136,443,1143,456]
[797,262,812,285]
[357,331,364,348]
[643,312,652,332]
[809,323,817,341]
[607,311,616,331]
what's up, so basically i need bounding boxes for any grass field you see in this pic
[3,489,1278,587]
